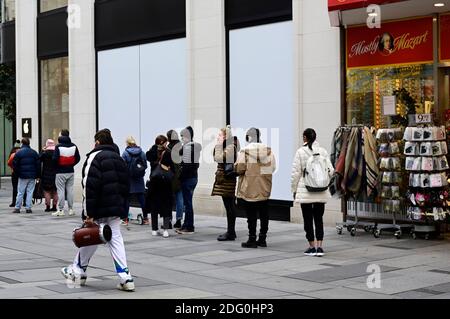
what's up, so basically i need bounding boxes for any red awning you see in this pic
[328,0,408,12]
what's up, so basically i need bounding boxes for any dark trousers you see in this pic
[301,203,325,242]
[240,199,269,238]
[181,177,198,230]
[222,196,236,235]
[125,193,146,219]
[11,174,18,205]
[151,213,171,231]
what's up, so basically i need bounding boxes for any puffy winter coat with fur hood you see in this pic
[291,141,334,204]
[235,143,276,202]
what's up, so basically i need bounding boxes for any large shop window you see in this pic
[39,0,67,13]
[40,56,69,146]
[0,108,13,176]
[346,64,434,127]
[98,38,187,160]
[229,21,294,201]
[2,0,15,22]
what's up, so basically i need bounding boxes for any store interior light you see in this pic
[434,3,445,7]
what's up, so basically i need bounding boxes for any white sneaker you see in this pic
[152,230,158,236]
[117,279,135,292]
[163,230,169,238]
[52,210,65,217]
[60,266,87,286]
[68,209,75,216]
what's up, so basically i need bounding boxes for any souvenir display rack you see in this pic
[403,116,450,239]
[375,127,413,239]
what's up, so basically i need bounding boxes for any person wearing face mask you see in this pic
[176,126,202,235]
[212,126,240,241]
[235,128,276,248]
[60,129,134,292]
[146,135,175,238]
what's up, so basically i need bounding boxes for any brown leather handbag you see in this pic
[73,222,112,248]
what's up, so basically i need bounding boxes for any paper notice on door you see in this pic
[383,96,396,116]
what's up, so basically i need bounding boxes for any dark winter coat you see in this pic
[12,145,40,179]
[40,150,57,191]
[82,144,130,220]
[211,138,239,198]
[167,141,182,193]
[53,136,81,174]
[122,146,147,194]
[145,145,175,218]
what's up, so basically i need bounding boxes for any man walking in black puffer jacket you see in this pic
[61,129,135,292]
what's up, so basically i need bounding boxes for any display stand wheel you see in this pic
[373,229,381,238]
[424,234,430,240]
[137,214,143,225]
[394,230,402,239]
[411,232,417,240]
[350,228,356,237]
[336,226,343,235]
[364,226,371,233]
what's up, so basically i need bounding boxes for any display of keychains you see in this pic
[404,125,450,222]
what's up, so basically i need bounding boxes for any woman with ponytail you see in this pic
[291,128,334,257]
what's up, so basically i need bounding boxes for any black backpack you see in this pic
[127,151,146,178]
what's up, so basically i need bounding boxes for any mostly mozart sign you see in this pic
[440,14,450,62]
[346,17,433,68]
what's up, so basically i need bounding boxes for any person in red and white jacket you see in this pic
[52,129,80,217]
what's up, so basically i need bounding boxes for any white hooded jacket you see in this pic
[291,141,334,204]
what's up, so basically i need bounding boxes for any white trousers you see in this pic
[72,217,132,283]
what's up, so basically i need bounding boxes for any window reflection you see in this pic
[41,57,69,146]
[40,0,67,13]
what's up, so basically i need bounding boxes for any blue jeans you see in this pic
[175,190,184,221]
[181,178,198,230]
[15,178,36,210]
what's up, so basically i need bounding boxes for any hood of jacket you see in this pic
[125,146,142,156]
[58,135,72,145]
[242,143,272,164]
[301,141,322,155]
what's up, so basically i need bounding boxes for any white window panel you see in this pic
[230,21,294,201]
[97,46,140,155]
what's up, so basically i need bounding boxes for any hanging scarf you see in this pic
[344,127,363,195]
[363,127,379,197]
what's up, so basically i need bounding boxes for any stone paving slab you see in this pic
[285,263,399,283]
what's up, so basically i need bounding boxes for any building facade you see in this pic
[3,0,343,224]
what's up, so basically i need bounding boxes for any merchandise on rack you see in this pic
[403,125,450,224]
[330,125,379,199]
[331,125,380,236]
[376,127,404,215]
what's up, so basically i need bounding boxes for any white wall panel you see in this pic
[97,46,140,154]
[139,38,187,158]
[230,21,294,201]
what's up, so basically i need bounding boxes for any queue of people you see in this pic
[7,126,334,292]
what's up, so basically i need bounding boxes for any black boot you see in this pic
[217,232,236,241]
[241,236,258,248]
[45,205,51,212]
[256,234,267,247]
[51,206,57,212]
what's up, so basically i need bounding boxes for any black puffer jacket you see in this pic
[40,150,57,191]
[82,144,130,220]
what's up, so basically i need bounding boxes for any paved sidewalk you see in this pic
[1,179,450,299]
